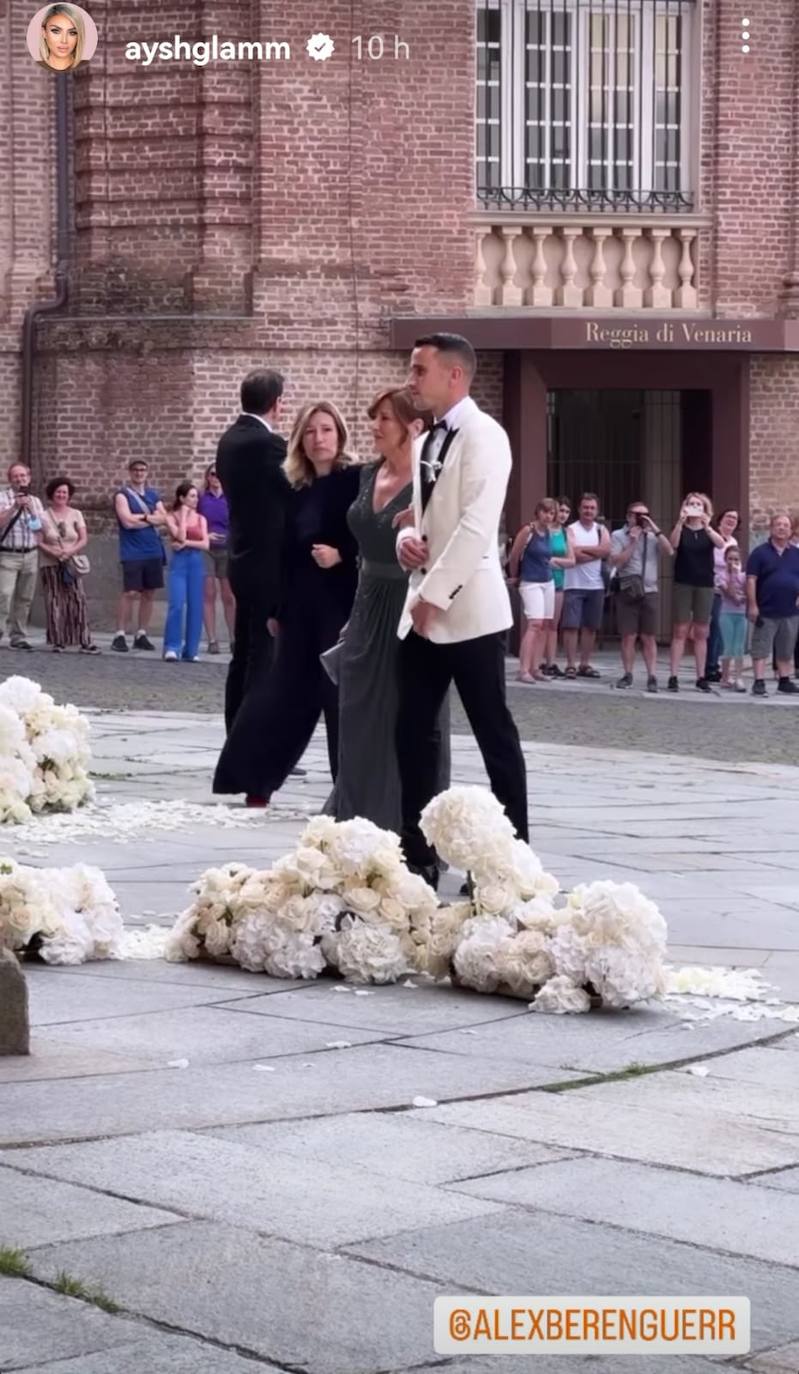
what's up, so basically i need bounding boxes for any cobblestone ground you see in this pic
[7,642,799,766]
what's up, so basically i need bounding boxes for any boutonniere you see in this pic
[421,453,443,483]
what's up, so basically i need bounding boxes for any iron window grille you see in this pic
[477,0,696,212]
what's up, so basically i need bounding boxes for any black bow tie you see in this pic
[430,421,448,435]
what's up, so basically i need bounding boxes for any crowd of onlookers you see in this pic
[509,492,799,696]
[3,455,799,701]
[0,458,234,660]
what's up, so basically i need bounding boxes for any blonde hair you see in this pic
[283,401,355,489]
[40,4,85,68]
[684,491,713,518]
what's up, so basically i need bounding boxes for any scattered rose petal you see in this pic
[353,989,374,997]
[412,1095,438,1107]
[325,1040,353,1049]
[253,1064,275,1072]
[685,1065,710,1077]
[167,1058,189,1069]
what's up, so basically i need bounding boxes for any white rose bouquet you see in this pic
[166,815,439,984]
[0,678,93,822]
[0,859,123,963]
[420,786,667,1014]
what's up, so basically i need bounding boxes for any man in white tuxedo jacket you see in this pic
[396,333,528,878]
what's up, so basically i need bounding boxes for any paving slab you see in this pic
[751,1168,799,1195]
[0,1044,572,1146]
[29,1220,443,1374]
[210,1111,571,1184]
[13,1332,283,1372]
[222,980,531,1035]
[694,1045,799,1090]
[22,968,252,1027]
[416,1073,799,1176]
[450,1155,798,1266]
[0,1163,180,1247]
[6,1128,505,1247]
[406,1360,719,1374]
[40,1005,389,1066]
[0,1275,139,1370]
[398,1006,789,1074]
[347,1210,799,1354]
[46,958,303,994]
[746,1342,799,1373]
[0,1039,154,1083]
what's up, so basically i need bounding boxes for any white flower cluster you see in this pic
[421,787,668,1014]
[0,859,122,963]
[0,677,93,824]
[166,816,439,984]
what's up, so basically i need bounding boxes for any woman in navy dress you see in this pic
[213,401,359,803]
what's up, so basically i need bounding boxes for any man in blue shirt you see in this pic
[112,459,167,652]
[746,512,799,697]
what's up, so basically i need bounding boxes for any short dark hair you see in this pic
[580,492,600,506]
[128,459,148,471]
[240,369,284,415]
[413,332,477,380]
[46,476,76,500]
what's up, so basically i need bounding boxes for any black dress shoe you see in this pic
[290,765,307,777]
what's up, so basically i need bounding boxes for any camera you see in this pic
[685,501,704,518]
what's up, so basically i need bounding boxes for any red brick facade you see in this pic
[1,0,798,570]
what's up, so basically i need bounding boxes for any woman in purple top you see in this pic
[198,464,235,654]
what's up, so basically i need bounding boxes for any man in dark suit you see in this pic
[216,369,288,730]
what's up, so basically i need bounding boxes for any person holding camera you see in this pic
[668,492,727,692]
[0,462,45,650]
[610,502,674,691]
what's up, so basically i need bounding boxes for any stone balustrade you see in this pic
[473,215,710,310]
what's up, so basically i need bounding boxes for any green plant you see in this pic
[53,1271,120,1313]
[0,1246,32,1278]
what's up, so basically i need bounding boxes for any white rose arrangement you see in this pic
[420,786,668,1014]
[0,678,93,823]
[166,816,439,983]
[0,859,123,963]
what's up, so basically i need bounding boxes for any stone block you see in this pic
[0,949,29,1056]
[29,1220,441,1374]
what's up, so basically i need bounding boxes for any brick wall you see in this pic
[703,0,798,317]
[749,356,799,523]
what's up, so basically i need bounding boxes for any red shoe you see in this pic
[245,794,269,808]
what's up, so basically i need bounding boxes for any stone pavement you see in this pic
[1,712,798,1372]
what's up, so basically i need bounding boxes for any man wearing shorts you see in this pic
[610,502,674,692]
[746,512,799,697]
[112,460,167,652]
[562,493,611,678]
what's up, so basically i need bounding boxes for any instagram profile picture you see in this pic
[27,4,98,71]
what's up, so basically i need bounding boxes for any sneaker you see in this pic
[696,678,712,693]
[752,679,767,697]
[163,650,178,662]
[133,632,155,651]
[667,675,679,692]
[10,640,32,651]
[777,676,799,695]
[110,633,128,653]
[735,678,747,693]
[705,668,722,683]
[616,673,633,689]
[646,675,658,693]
